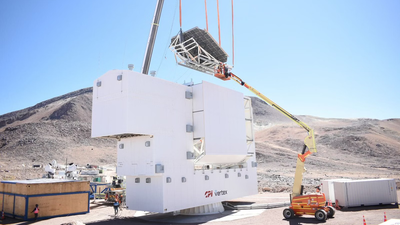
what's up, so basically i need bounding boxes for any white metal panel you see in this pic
[125,165,257,213]
[92,95,128,137]
[193,81,247,164]
[94,71,124,100]
[124,72,192,136]
[332,181,348,207]
[192,84,204,112]
[202,81,247,156]
[244,97,254,147]
[321,179,351,203]
[244,97,253,119]
[199,155,247,164]
[125,175,164,212]
[92,70,129,137]
[92,70,192,138]
[193,112,205,139]
[333,179,398,208]
[117,136,154,176]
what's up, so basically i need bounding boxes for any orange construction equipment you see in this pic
[286,193,333,220]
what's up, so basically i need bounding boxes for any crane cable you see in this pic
[204,0,209,32]
[217,0,221,46]
[231,0,234,66]
[179,0,182,28]
[181,0,235,64]
[156,0,179,75]
[178,0,185,44]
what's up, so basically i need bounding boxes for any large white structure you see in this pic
[92,70,257,213]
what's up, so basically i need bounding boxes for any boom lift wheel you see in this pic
[283,208,295,219]
[315,209,327,221]
[327,206,335,218]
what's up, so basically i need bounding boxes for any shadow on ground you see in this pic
[0,217,52,225]
[284,217,331,225]
[86,210,237,225]
[339,203,398,212]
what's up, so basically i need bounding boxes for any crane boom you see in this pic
[142,0,164,75]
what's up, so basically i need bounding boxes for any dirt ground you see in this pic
[1,191,399,225]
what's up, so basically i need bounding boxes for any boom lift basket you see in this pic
[169,27,228,75]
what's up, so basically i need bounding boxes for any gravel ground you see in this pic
[2,191,399,225]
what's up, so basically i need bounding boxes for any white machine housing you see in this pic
[92,70,257,213]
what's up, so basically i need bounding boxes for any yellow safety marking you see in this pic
[294,197,311,200]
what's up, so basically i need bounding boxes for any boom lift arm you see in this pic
[215,64,316,199]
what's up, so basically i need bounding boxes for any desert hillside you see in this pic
[0,89,399,192]
[0,88,116,180]
[251,97,400,191]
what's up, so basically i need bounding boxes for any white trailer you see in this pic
[333,178,398,208]
[320,179,351,204]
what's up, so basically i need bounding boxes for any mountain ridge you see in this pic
[0,87,399,191]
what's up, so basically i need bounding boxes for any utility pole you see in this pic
[141,0,164,75]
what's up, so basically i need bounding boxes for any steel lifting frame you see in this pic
[170,35,221,75]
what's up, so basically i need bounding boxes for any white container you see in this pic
[321,179,351,203]
[333,178,398,208]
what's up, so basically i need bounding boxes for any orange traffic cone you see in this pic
[335,200,341,210]
[384,212,387,222]
[1,211,4,220]
[328,200,332,207]
[363,215,367,225]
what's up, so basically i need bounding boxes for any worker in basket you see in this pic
[214,63,231,81]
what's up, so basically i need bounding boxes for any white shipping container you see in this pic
[333,178,398,208]
[321,179,351,203]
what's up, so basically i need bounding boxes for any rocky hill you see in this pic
[0,89,399,192]
[251,97,400,192]
[0,88,116,180]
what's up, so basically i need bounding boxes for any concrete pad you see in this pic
[134,209,266,224]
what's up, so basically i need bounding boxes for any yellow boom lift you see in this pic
[214,64,335,221]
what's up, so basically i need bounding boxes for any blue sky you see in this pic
[1,0,399,119]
